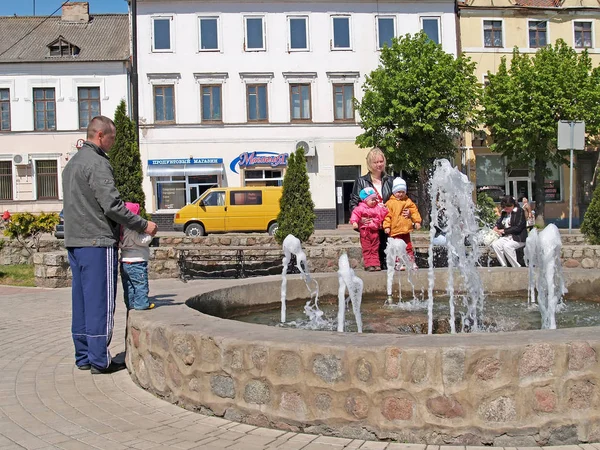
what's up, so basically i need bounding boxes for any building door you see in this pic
[507,177,532,202]
[187,175,218,204]
[335,166,360,225]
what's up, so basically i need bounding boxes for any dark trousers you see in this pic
[378,229,388,269]
[68,246,118,370]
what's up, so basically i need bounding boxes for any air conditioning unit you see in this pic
[295,140,316,157]
[13,154,30,166]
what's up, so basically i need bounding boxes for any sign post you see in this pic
[557,120,585,233]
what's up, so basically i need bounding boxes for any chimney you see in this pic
[61,2,90,23]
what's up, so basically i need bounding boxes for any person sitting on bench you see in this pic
[491,195,527,267]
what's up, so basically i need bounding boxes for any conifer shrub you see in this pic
[274,148,315,244]
[581,182,600,244]
[109,100,147,218]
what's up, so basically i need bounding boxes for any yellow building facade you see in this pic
[458,0,600,225]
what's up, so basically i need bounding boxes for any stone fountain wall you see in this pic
[126,271,600,446]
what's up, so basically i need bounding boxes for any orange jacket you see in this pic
[383,196,422,236]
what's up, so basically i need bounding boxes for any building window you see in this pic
[529,21,547,48]
[574,21,593,48]
[244,169,283,186]
[78,87,100,129]
[289,16,308,51]
[48,38,80,57]
[290,83,311,121]
[154,85,175,123]
[199,17,219,51]
[152,17,172,51]
[247,84,268,122]
[35,160,58,200]
[377,16,395,49]
[333,84,354,122]
[33,88,56,131]
[484,20,503,48]
[476,155,506,202]
[332,16,351,50]
[533,162,562,202]
[422,17,440,45]
[245,16,265,51]
[155,176,186,210]
[0,161,12,200]
[0,89,10,131]
[201,85,222,122]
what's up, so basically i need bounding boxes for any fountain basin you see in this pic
[126,268,600,446]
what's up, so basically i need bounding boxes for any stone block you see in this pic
[478,396,516,422]
[280,391,307,417]
[564,259,581,268]
[172,334,196,366]
[315,393,332,412]
[244,379,271,404]
[313,354,345,383]
[381,396,414,421]
[250,347,268,370]
[210,375,236,399]
[568,380,594,410]
[568,341,597,371]
[532,386,556,413]
[573,249,583,259]
[356,358,372,382]
[45,266,68,278]
[34,265,46,278]
[410,355,428,384]
[442,348,465,385]
[426,395,464,419]
[519,343,554,378]
[130,327,141,348]
[582,258,595,269]
[344,393,369,419]
[274,351,302,378]
[43,252,66,266]
[32,253,44,264]
[385,348,402,380]
[474,357,501,381]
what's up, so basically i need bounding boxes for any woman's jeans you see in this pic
[120,261,150,310]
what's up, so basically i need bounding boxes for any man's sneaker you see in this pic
[91,361,126,375]
[77,364,91,371]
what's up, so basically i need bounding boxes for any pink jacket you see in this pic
[350,202,388,231]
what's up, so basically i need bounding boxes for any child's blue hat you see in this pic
[359,187,378,201]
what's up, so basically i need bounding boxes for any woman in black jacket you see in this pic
[491,196,527,267]
[349,147,394,269]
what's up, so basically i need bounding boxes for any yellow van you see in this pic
[173,187,282,237]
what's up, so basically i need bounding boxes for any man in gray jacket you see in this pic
[62,115,157,374]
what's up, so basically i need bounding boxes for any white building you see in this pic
[0,2,130,213]
[136,0,458,229]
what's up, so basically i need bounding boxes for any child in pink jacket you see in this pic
[350,187,388,271]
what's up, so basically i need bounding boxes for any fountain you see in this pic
[336,253,363,333]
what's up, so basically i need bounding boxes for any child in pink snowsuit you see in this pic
[350,187,388,271]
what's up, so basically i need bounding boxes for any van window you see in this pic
[202,191,225,206]
[230,190,263,205]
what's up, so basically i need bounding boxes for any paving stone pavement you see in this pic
[1,279,599,450]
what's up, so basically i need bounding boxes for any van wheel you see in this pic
[268,223,278,236]
[185,223,205,237]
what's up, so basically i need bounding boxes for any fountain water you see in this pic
[280,234,322,325]
[427,159,486,334]
[336,253,363,333]
[524,224,567,329]
[384,237,419,305]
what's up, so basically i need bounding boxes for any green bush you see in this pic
[274,148,315,244]
[581,182,600,244]
[3,212,60,255]
[476,192,498,228]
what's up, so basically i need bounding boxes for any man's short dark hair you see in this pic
[87,116,115,140]
[500,195,516,209]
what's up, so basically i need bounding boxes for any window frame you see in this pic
[33,158,59,201]
[287,15,309,52]
[33,87,56,131]
[246,83,269,123]
[420,16,441,45]
[376,15,396,50]
[153,84,176,124]
[0,160,13,201]
[528,20,548,49]
[332,83,355,122]
[151,15,174,52]
[244,15,266,52]
[198,16,221,52]
[0,88,10,131]
[200,84,223,123]
[331,15,352,51]
[573,21,593,49]
[289,83,312,122]
[77,86,100,130]
[483,19,503,48]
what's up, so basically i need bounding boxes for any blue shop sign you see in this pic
[230,151,289,174]
[148,158,223,165]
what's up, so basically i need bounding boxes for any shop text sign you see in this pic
[148,158,223,165]
[230,151,289,174]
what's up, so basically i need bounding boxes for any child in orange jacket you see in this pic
[383,177,422,269]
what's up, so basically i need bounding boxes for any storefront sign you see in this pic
[230,152,289,174]
[148,158,223,165]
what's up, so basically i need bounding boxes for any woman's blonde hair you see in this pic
[366,147,386,173]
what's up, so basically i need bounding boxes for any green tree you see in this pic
[581,182,600,244]
[274,148,315,244]
[355,32,481,225]
[476,192,498,228]
[3,212,60,256]
[109,100,147,216]
[482,39,600,222]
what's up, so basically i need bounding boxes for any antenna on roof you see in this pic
[33,0,36,15]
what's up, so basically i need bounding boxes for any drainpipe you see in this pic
[131,0,140,146]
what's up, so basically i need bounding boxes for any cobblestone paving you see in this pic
[1,280,599,450]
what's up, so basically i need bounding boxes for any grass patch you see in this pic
[0,264,35,287]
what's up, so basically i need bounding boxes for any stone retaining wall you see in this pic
[126,271,600,446]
